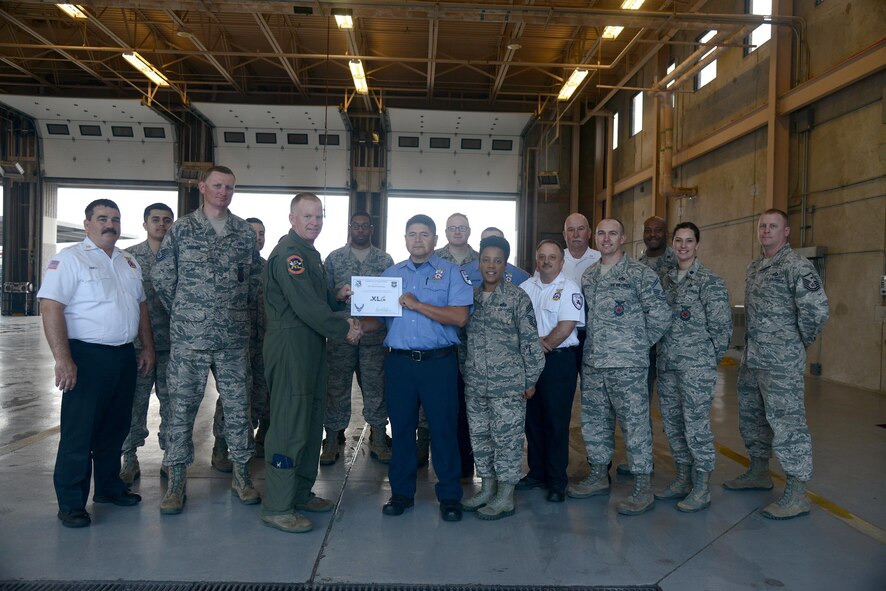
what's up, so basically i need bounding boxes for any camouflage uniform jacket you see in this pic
[462,281,545,397]
[263,229,349,340]
[325,245,394,345]
[657,258,732,370]
[581,254,672,369]
[742,244,829,372]
[639,245,678,281]
[126,240,170,352]
[435,244,479,271]
[152,207,260,350]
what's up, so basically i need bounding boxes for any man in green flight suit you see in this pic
[261,193,362,533]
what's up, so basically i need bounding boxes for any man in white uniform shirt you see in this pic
[37,199,155,528]
[562,213,601,284]
[517,240,583,502]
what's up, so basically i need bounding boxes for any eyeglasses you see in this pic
[349,223,372,230]
[446,225,469,232]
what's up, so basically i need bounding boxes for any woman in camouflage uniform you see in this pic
[461,236,545,520]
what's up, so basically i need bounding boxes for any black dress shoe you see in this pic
[546,489,565,503]
[439,500,463,522]
[382,495,414,516]
[58,509,91,528]
[515,476,546,491]
[93,490,142,506]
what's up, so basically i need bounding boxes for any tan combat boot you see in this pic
[463,478,496,512]
[655,462,692,500]
[477,482,516,520]
[723,456,773,490]
[211,437,233,473]
[567,463,610,498]
[677,469,711,512]
[319,429,344,465]
[160,464,187,515]
[761,476,811,520]
[416,426,430,468]
[231,462,261,505]
[119,451,140,484]
[617,473,655,515]
[261,512,313,533]
[369,426,393,464]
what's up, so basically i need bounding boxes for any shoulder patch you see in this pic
[572,293,583,310]
[287,255,305,275]
[801,272,821,292]
[460,269,472,285]
[47,259,60,270]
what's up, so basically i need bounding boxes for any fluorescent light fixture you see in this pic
[334,14,354,29]
[56,4,87,19]
[122,52,170,87]
[602,0,645,40]
[349,59,369,94]
[558,69,588,101]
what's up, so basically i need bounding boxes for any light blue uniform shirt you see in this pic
[382,254,474,351]
[464,260,530,288]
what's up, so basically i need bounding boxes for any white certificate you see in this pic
[351,276,402,317]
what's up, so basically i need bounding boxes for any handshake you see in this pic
[345,318,363,345]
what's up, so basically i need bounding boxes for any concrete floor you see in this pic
[0,315,884,590]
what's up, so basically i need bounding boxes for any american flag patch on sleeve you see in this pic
[47,260,60,270]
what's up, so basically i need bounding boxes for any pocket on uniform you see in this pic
[80,268,113,302]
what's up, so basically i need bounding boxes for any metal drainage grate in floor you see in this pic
[0,583,661,591]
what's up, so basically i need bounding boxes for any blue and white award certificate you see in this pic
[350,276,402,317]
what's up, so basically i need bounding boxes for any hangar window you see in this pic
[429,137,450,149]
[630,93,643,136]
[46,123,70,135]
[491,139,513,151]
[287,133,308,145]
[612,112,619,150]
[111,126,134,138]
[255,132,277,144]
[224,131,245,143]
[398,136,420,148]
[695,31,718,89]
[460,138,482,150]
[745,0,772,55]
[319,134,340,146]
[144,127,166,139]
[79,125,102,137]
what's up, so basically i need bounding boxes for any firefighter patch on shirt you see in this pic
[552,289,562,301]
[125,257,138,269]
[287,255,305,275]
[680,306,691,321]
[802,273,821,292]
[47,259,60,270]
[572,293,584,310]
[433,269,444,280]
[460,269,472,285]
[614,300,625,316]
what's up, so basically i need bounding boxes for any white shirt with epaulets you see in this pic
[519,272,583,348]
[37,237,145,345]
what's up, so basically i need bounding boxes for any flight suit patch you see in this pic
[287,255,305,275]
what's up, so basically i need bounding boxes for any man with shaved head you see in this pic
[639,216,677,280]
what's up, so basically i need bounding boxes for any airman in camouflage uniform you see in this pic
[568,218,671,516]
[120,203,175,484]
[724,209,829,521]
[320,212,394,465]
[152,166,262,514]
[461,236,545,520]
[654,222,732,512]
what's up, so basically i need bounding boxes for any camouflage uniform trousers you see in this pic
[324,338,388,431]
[122,349,171,454]
[737,365,812,481]
[581,367,653,474]
[212,345,269,440]
[656,367,717,472]
[164,345,253,467]
[465,394,526,485]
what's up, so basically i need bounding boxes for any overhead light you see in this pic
[122,52,170,87]
[602,0,645,40]
[349,59,369,94]
[507,42,522,51]
[0,161,25,178]
[56,4,87,19]
[558,69,588,101]
[332,9,354,29]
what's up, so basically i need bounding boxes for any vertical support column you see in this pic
[765,0,792,212]
[569,107,580,213]
[605,114,614,218]
[177,110,214,216]
[593,116,606,226]
[657,93,675,220]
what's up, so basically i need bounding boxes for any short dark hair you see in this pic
[673,221,700,242]
[479,236,510,261]
[762,208,789,225]
[535,239,564,254]
[144,203,174,222]
[85,199,120,220]
[350,211,372,223]
[598,217,625,234]
[406,214,435,235]
[245,217,264,226]
[200,165,235,182]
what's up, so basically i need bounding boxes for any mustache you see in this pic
[101,228,118,235]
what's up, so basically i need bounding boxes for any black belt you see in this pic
[389,346,454,361]
[547,345,579,355]
[70,339,133,350]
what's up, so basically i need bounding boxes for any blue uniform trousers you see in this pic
[385,351,462,502]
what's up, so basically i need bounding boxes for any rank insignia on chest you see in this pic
[287,255,305,275]
[552,288,563,301]
[614,300,625,316]
[680,306,691,321]
[802,273,821,292]
[126,257,137,269]
[433,269,444,280]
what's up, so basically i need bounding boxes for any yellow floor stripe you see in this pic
[0,426,60,457]
[716,442,886,545]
